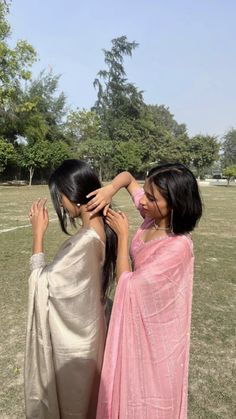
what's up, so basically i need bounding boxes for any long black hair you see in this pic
[147,163,202,234]
[48,159,117,299]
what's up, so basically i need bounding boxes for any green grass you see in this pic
[0,184,235,418]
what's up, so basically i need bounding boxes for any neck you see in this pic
[80,206,101,228]
[153,217,170,231]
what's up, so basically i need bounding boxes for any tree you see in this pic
[0,1,36,115]
[0,0,37,146]
[93,36,144,141]
[0,137,17,172]
[19,140,51,185]
[190,135,220,178]
[112,140,144,174]
[146,105,187,138]
[77,139,113,181]
[49,140,72,169]
[22,71,67,143]
[222,128,236,167]
[222,165,236,185]
[66,109,101,144]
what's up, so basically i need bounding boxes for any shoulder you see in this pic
[57,228,105,261]
[72,227,105,250]
[171,234,193,261]
[155,234,193,262]
[49,228,104,274]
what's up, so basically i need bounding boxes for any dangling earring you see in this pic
[170,209,173,233]
[76,203,80,207]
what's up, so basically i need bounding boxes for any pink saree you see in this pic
[96,188,194,419]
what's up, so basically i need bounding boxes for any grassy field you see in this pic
[0,184,235,418]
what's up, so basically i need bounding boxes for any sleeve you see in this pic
[29,252,46,271]
[131,187,145,218]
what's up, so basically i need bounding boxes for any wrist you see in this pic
[109,182,117,195]
[117,233,128,244]
[33,231,44,240]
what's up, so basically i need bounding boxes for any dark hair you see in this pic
[147,163,202,234]
[48,159,117,298]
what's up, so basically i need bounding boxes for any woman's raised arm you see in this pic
[86,171,140,216]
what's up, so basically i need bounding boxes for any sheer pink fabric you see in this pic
[96,188,194,419]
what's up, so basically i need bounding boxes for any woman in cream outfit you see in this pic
[25,160,117,419]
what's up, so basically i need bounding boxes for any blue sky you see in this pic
[8,0,236,138]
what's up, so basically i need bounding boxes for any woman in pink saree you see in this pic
[87,163,202,419]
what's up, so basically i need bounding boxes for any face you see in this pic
[60,194,80,218]
[139,180,170,222]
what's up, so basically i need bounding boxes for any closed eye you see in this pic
[145,192,156,202]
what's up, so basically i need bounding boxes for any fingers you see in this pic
[89,203,105,218]
[103,204,110,216]
[86,189,99,199]
[38,198,47,208]
[87,199,101,210]
[106,209,126,220]
[29,198,47,218]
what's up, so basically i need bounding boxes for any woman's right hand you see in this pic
[86,184,115,217]
[105,209,129,239]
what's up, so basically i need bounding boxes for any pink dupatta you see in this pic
[96,189,194,419]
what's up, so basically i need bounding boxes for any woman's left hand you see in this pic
[28,198,49,239]
[105,209,129,239]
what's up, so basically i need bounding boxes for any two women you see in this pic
[87,163,202,418]
[26,160,202,419]
[25,160,116,419]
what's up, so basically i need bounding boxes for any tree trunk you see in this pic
[29,167,34,186]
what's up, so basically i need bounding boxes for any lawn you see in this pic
[0,184,235,418]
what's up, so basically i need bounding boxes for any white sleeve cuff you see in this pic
[29,252,46,271]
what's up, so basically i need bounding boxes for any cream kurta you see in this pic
[25,228,106,419]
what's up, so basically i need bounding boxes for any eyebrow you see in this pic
[144,189,155,199]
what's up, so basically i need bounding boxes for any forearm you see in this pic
[32,235,44,254]
[111,171,138,196]
[116,236,130,281]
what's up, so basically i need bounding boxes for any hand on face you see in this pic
[105,208,129,239]
[86,184,115,217]
[28,198,49,238]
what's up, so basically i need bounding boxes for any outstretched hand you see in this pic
[28,198,49,238]
[86,184,115,217]
[105,209,129,239]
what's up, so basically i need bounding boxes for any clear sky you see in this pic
[8,0,236,138]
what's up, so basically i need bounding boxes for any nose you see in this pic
[139,195,146,206]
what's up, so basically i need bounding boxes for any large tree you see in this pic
[140,105,191,168]
[93,36,144,141]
